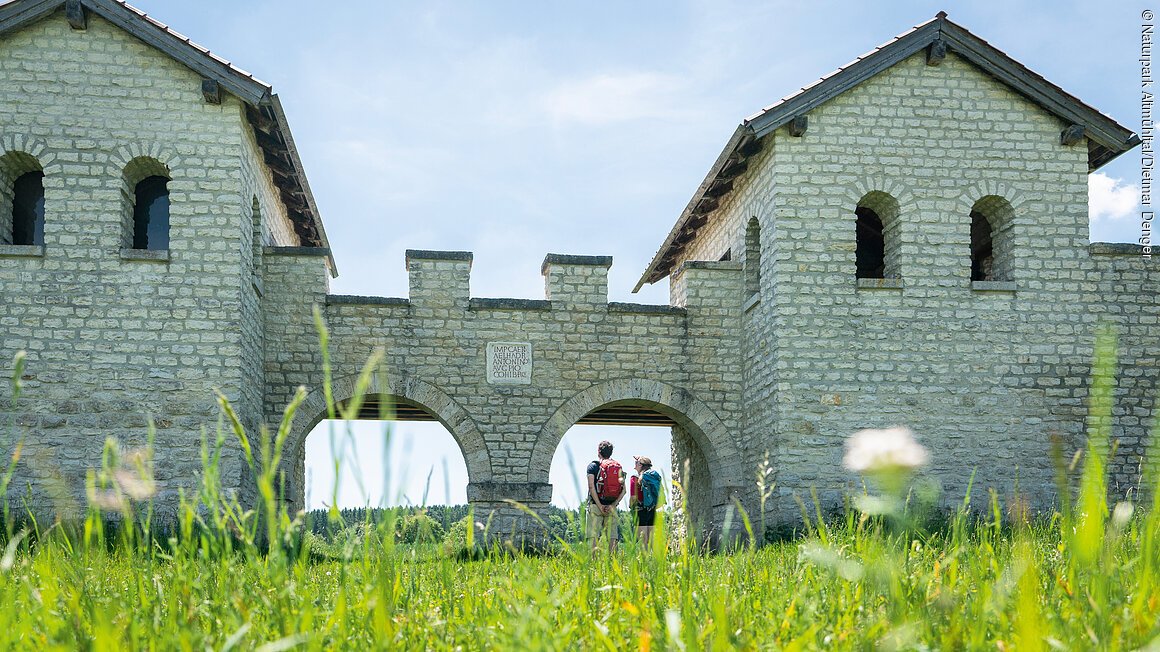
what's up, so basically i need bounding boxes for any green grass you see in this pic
[0,508,1157,649]
[0,322,1156,649]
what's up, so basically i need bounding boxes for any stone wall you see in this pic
[0,11,296,517]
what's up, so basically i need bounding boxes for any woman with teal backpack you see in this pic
[632,456,662,548]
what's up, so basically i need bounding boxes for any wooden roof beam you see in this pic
[695,197,720,214]
[705,179,733,198]
[720,160,748,179]
[927,39,947,66]
[65,0,86,30]
[738,137,763,157]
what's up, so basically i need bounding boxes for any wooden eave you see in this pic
[634,12,1140,291]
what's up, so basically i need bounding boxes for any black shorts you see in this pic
[634,507,656,527]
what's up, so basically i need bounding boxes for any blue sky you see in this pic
[123,0,1149,507]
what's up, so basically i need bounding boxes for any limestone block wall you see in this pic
[1087,246,1159,495]
[666,50,1159,520]
[0,11,290,518]
[262,249,748,533]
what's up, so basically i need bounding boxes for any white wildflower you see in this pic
[89,489,127,512]
[114,468,156,501]
[1111,501,1134,530]
[844,426,929,475]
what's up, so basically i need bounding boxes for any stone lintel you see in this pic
[970,281,1017,292]
[469,298,551,311]
[0,244,45,258]
[467,481,553,504]
[119,248,169,262]
[608,302,686,315]
[855,277,904,290]
[406,249,473,264]
[540,253,613,275]
[678,260,742,273]
[326,294,409,307]
[1090,242,1155,257]
[264,246,331,257]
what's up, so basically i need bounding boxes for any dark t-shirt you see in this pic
[587,460,619,505]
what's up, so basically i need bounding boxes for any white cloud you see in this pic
[1089,172,1138,222]
[540,72,698,125]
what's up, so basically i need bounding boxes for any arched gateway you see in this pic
[266,250,749,539]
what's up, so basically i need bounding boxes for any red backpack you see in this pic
[595,459,623,500]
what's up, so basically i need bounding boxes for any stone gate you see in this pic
[0,3,1157,541]
[266,249,748,536]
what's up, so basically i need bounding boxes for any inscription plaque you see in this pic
[486,342,532,385]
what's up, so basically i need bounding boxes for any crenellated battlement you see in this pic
[406,249,473,307]
[541,253,612,307]
[263,248,746,313]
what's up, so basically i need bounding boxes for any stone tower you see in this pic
[634,13,1157,519]
[0,0,330,518]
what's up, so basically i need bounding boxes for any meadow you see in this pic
[0,325,1157,650]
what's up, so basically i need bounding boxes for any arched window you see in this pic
[969,196,1014,282]
[855,191,901,279]
[745,217,761,297]
[12,171,45,246]
[132,176,169,250]
[1,151,44,247]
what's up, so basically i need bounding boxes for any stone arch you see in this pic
[956,180,1027,217]
[854,190,903,279]
[0,134,57,172]
[846,179,913,281]
[958,183,1023,284]
[107,142,181,180]
[110,147,177,251]
[530,377,744,492]
[284,372,493,509]
[0,149,45,246]
[969,195,1017,282]
[846,177,917,214]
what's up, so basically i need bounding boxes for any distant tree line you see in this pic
[304,504,633,545]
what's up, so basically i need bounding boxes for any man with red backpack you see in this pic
[586,440,625,551]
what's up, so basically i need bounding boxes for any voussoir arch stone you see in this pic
[530,378,744,488]
[107,142,182,179]
[956,180,1027,216]
[846,176,917,215]
[288,372,493,484]
[0,134,59,177]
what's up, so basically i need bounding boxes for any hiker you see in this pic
[633,456,662,547]
[586,440,625,551]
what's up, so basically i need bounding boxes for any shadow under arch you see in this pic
[284,373,493,510]
[531,378,745,533]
